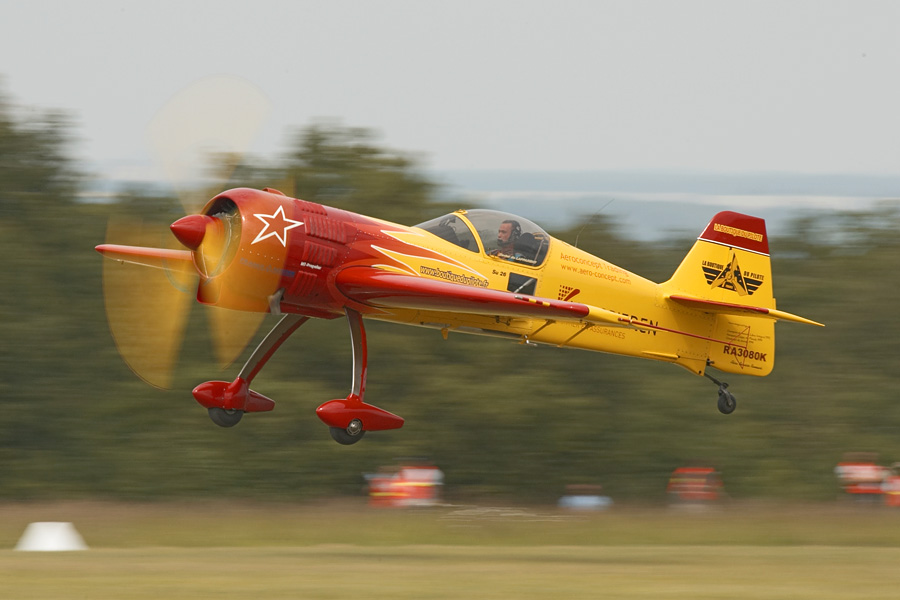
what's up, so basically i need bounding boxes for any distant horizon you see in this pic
[79,161,898,242]
[433,168,900,197]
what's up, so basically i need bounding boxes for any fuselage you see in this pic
[182,190,719,376]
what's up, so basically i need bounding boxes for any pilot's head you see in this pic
[498,220,521,246]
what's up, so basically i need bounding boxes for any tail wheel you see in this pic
[717,390,737,415]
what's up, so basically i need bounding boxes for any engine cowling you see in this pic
[170,187,345,315]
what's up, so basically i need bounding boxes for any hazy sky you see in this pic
[2,0,899,177]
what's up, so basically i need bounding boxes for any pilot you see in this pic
[491,220,523,261]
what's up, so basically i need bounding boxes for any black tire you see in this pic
[208,407,244,427]
[717,390,737,415]
[329,424,365,445]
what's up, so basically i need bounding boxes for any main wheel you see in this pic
[717,390,737,415]
[208,407,244,427]
[329,419,365,445]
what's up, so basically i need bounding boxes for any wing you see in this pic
[666,294,824,326]
[335,266,629,326]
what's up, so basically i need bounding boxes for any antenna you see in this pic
[574,199,614,248]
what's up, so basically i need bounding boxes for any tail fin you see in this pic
[665,211,773,306]
[662,211,821,377]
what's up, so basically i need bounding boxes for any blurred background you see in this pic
[1,1,899,506]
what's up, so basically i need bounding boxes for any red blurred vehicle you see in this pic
[667,466,724,503]
[883,464,900,507]
[834,453,890,500]
[365,463,444,508]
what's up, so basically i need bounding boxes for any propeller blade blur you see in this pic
[147,74,270,213]
[206,306,267,370]
[103,217,196,388]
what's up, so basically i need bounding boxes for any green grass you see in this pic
[2,501,900,599]
[4,546,900,600]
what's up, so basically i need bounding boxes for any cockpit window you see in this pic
[463,209,550,267]
[415,209,550,267]
[415,213,478,252]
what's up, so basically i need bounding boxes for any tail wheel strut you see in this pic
[705,372,737,415]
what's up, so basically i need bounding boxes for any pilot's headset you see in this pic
[504,220,521,242]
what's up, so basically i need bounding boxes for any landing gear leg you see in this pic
[237,313,310,383]
[316,308,404,444]
[705,372,737,415]
[195,313,310,426]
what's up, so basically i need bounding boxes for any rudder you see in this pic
[708,314,775,376]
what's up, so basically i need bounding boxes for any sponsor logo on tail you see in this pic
[701,251,765,296]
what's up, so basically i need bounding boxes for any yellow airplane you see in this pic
[97,187,822,444]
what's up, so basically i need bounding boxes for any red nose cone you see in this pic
[170,215,213,250]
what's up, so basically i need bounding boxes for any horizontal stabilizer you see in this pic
[95,244,193,270]
[667,294,823,326]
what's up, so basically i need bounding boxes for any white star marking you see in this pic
[251,205,304,246]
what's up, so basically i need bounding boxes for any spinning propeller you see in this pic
[101,76,271,388]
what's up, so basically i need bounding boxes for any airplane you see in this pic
[96,187,822,444]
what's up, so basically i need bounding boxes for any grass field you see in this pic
[2,501,900,599]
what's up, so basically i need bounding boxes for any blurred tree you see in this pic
[0,83,81,226]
